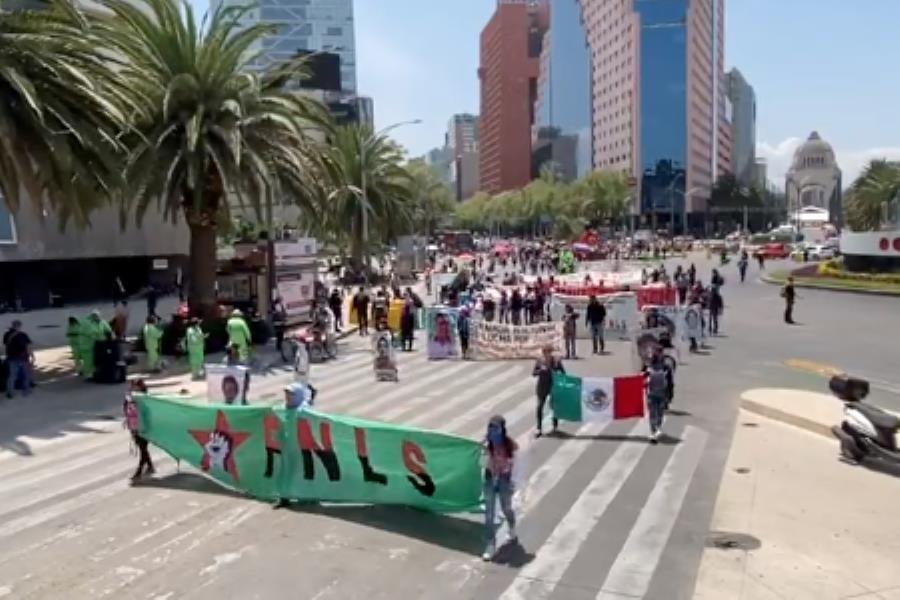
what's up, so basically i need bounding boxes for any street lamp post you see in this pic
[360,119,422,272]
[666,172,685,236]
[673,186,704,236]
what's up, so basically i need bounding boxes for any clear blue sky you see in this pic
[192,0,900,186]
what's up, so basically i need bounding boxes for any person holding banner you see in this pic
[124,378,155,482]
[533,345,565,437]
[482,414,518,561]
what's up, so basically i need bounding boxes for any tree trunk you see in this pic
[350,211,364,275]
[188,221,218,318]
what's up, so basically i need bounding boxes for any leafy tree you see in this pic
[323,124,412,271]
[404,159,454,236]
[99,0,329,315]
[0,0,127,227]
[844,159,900,231]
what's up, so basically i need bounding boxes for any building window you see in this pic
[326,26,343,36]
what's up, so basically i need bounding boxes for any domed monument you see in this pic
[785,131,842,227]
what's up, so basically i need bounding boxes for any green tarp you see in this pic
[137,395,483,513]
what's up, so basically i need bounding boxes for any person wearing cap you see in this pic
[184,317,207,378]
[82,310,114,380]
[142,315,164,372]
[226,309,252,362]
[482,414,518,561]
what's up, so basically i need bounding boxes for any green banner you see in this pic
[137,395,483,512]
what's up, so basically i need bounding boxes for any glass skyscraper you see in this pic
[533,0,593,182]
[634,0,687,220]
[216,0,357,95]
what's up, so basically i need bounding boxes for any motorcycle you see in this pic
[830,375,900,463]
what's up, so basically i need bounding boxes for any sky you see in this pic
[193,0,900,188]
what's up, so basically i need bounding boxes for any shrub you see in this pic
[815,258,900,285]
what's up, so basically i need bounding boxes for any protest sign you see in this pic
[206,364,250,405]
[425,307,459,360]
[549,292,639,340]
[136,396,483,512]
[372,331,398,381]
[472,321,562,360]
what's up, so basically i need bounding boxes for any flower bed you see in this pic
[817,259,900,285]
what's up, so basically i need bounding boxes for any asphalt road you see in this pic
[1,252,897,600]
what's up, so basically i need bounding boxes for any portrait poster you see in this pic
[206,364,250,405]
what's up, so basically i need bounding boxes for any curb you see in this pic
[740,398,834,440]
[759,274,900,297]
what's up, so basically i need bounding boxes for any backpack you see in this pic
[123,395,140,432]
[647,366,668,397]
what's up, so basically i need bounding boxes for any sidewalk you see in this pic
[694,389,900,600]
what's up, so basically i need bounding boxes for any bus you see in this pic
[439,230,475,254]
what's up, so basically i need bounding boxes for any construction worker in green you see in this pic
[143,315,164,372]
[226,309,252,362]
[66,316,84,376]
[184,317,207,378]
[81,310,113,380]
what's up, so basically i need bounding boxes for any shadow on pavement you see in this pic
[551,431,682,445]
[492,539,534,568]
[138,471,486,554]
[838,456,900,478]
[296,503,485,555]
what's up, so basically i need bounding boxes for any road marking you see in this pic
[401,365,525,426]
[441,381,533,435]
[784,358,842,378]
[596,426,708,599]
[498,420,648,600]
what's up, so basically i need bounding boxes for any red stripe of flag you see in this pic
[613,375,646,419]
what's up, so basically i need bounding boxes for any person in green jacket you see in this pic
[82,311,113,380]
[143,315,164,372]
[226,309,252,362]
[66,316,84,375]
[184,318,207,378]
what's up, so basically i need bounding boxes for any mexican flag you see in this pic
[551,373,645,423]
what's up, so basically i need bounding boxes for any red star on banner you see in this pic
[189,410,251,484]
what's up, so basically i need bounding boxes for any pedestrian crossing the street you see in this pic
[0,333,710,600]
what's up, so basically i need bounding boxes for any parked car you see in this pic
[753,242,791,260]
[791,243,837,261]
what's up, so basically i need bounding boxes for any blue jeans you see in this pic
[647,393,666,434]
[590,323,605,353]
[484,475,515,547]
[6,359,33,397]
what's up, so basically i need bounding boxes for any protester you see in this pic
[482,293,496,322]
[352,287,370,336]
[328,288,344,332]
[143,315,164,372]
[643,351,669,444]
[145,283,159,319]
[458,306,471,359]
[66,316,83,376]
[4,320,34,399]
[400,297,416,352]
[124,378,154,482]
[562,304,579,359]
[688,263,697,286]
[757,253,765,270]
[482,414,518,561]
[372,291,389,327]
[782,276,796,324]
[271,296,288,362]
[708,284,724,335]
[82,310,113,381]
[223,342,242,366]
[226,309,252,362]
[533,344,565,437]
[112,300,129,339]
[510,289,523,325]
[585,295,607,354]
[738,251,749,283]
[499,290,509,324]
[185,318,206,378]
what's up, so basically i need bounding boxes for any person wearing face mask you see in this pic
[482,414,518,561]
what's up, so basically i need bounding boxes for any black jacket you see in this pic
[585,302,607,325]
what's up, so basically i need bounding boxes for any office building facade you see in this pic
[216,0,358,95]
[479,0,549,194]
[583,0,730,233]
[726,67,757,186]
[447,114,480,201]
[533,0,593,182]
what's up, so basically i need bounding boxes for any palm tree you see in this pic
[323,124,412,273]
[0,0,127,226]
[97,0,329,315]
[845,159,900,231]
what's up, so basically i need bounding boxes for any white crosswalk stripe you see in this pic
[0,331,712,600]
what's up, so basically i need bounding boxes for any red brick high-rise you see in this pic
[478,0,548,195]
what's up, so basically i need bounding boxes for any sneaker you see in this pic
[649,431,659,445]
[481,545,495,561]
[534,430,543,439]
